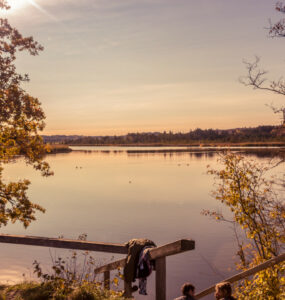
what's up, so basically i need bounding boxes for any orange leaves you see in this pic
[0,1,51,228]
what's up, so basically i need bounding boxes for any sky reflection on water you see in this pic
[1,148,281,299]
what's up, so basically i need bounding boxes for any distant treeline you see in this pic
[48,126,285,145]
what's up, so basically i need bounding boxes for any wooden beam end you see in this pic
[180,239,195,251]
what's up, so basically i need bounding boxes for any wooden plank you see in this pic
[124,280,133,299]
[94,239,195,274]
[156,257,166,300]
[149,239,195,260]
[196,252,285,299]
[104,271,110,290]
[0,234,127,254]
[95,258,126,274]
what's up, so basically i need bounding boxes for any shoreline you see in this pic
[46,143,285,156]
[68,142,285,147]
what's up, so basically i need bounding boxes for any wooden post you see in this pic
[156,257,166,300]
[124,280,133,299]
[104,271,110,290]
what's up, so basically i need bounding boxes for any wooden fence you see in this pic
[0,234,195,300]
[3,234,282,299]
[94,239,195,300]
[195,252,285,299]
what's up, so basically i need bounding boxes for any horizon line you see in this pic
[42,124,280,136]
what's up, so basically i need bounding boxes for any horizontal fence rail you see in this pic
[0,234,128,254]
[195,252,285,299]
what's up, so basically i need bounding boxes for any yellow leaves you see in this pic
[234,264,285,299]
[45,144,52,153]
[207,152,285,299]
[112,277,119,286]
[246,232,256,239]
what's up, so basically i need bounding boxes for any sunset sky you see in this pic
[3,0,285,135]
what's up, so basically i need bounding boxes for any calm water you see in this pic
[1,147,281,299]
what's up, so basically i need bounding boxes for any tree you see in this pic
[204,4,285,298]
[240,56,285,98]
[268,2,285,38]
[240,2,285,125]
[0,0,52,227]
[203,153,285,299]
[240,56,285,127]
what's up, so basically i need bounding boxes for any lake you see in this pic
[1,147,283,299]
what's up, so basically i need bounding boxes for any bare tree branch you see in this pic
[240,56,285,96]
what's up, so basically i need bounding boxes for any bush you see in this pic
[204,152,285,299]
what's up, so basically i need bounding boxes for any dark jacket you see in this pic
[123,238,156,283]
[222,297,237,300]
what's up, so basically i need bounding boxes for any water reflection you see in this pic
[71,146,285,160]
[1,147,283,300]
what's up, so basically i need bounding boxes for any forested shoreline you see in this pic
[43,125,285,146]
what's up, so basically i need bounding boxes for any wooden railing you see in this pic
[2,234,283,299]
[195,252,285,299]
[94,239,195,300]
[0,234,127,254]
[0,234,195,300]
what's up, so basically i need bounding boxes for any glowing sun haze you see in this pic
[6,0,285,135]
[6,0,28,10]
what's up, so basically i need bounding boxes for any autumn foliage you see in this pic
[204,153,285,299]
[0,0,52,227]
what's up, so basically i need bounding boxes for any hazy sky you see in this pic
[3,0,285,135]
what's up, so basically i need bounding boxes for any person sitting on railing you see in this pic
[215,282,237,300]
[174,282,196,300]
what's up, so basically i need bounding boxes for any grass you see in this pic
[0,243,126,300]
[0,282,125,300]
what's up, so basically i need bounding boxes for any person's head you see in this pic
[182,283,195,297]
[215,282,232,299]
